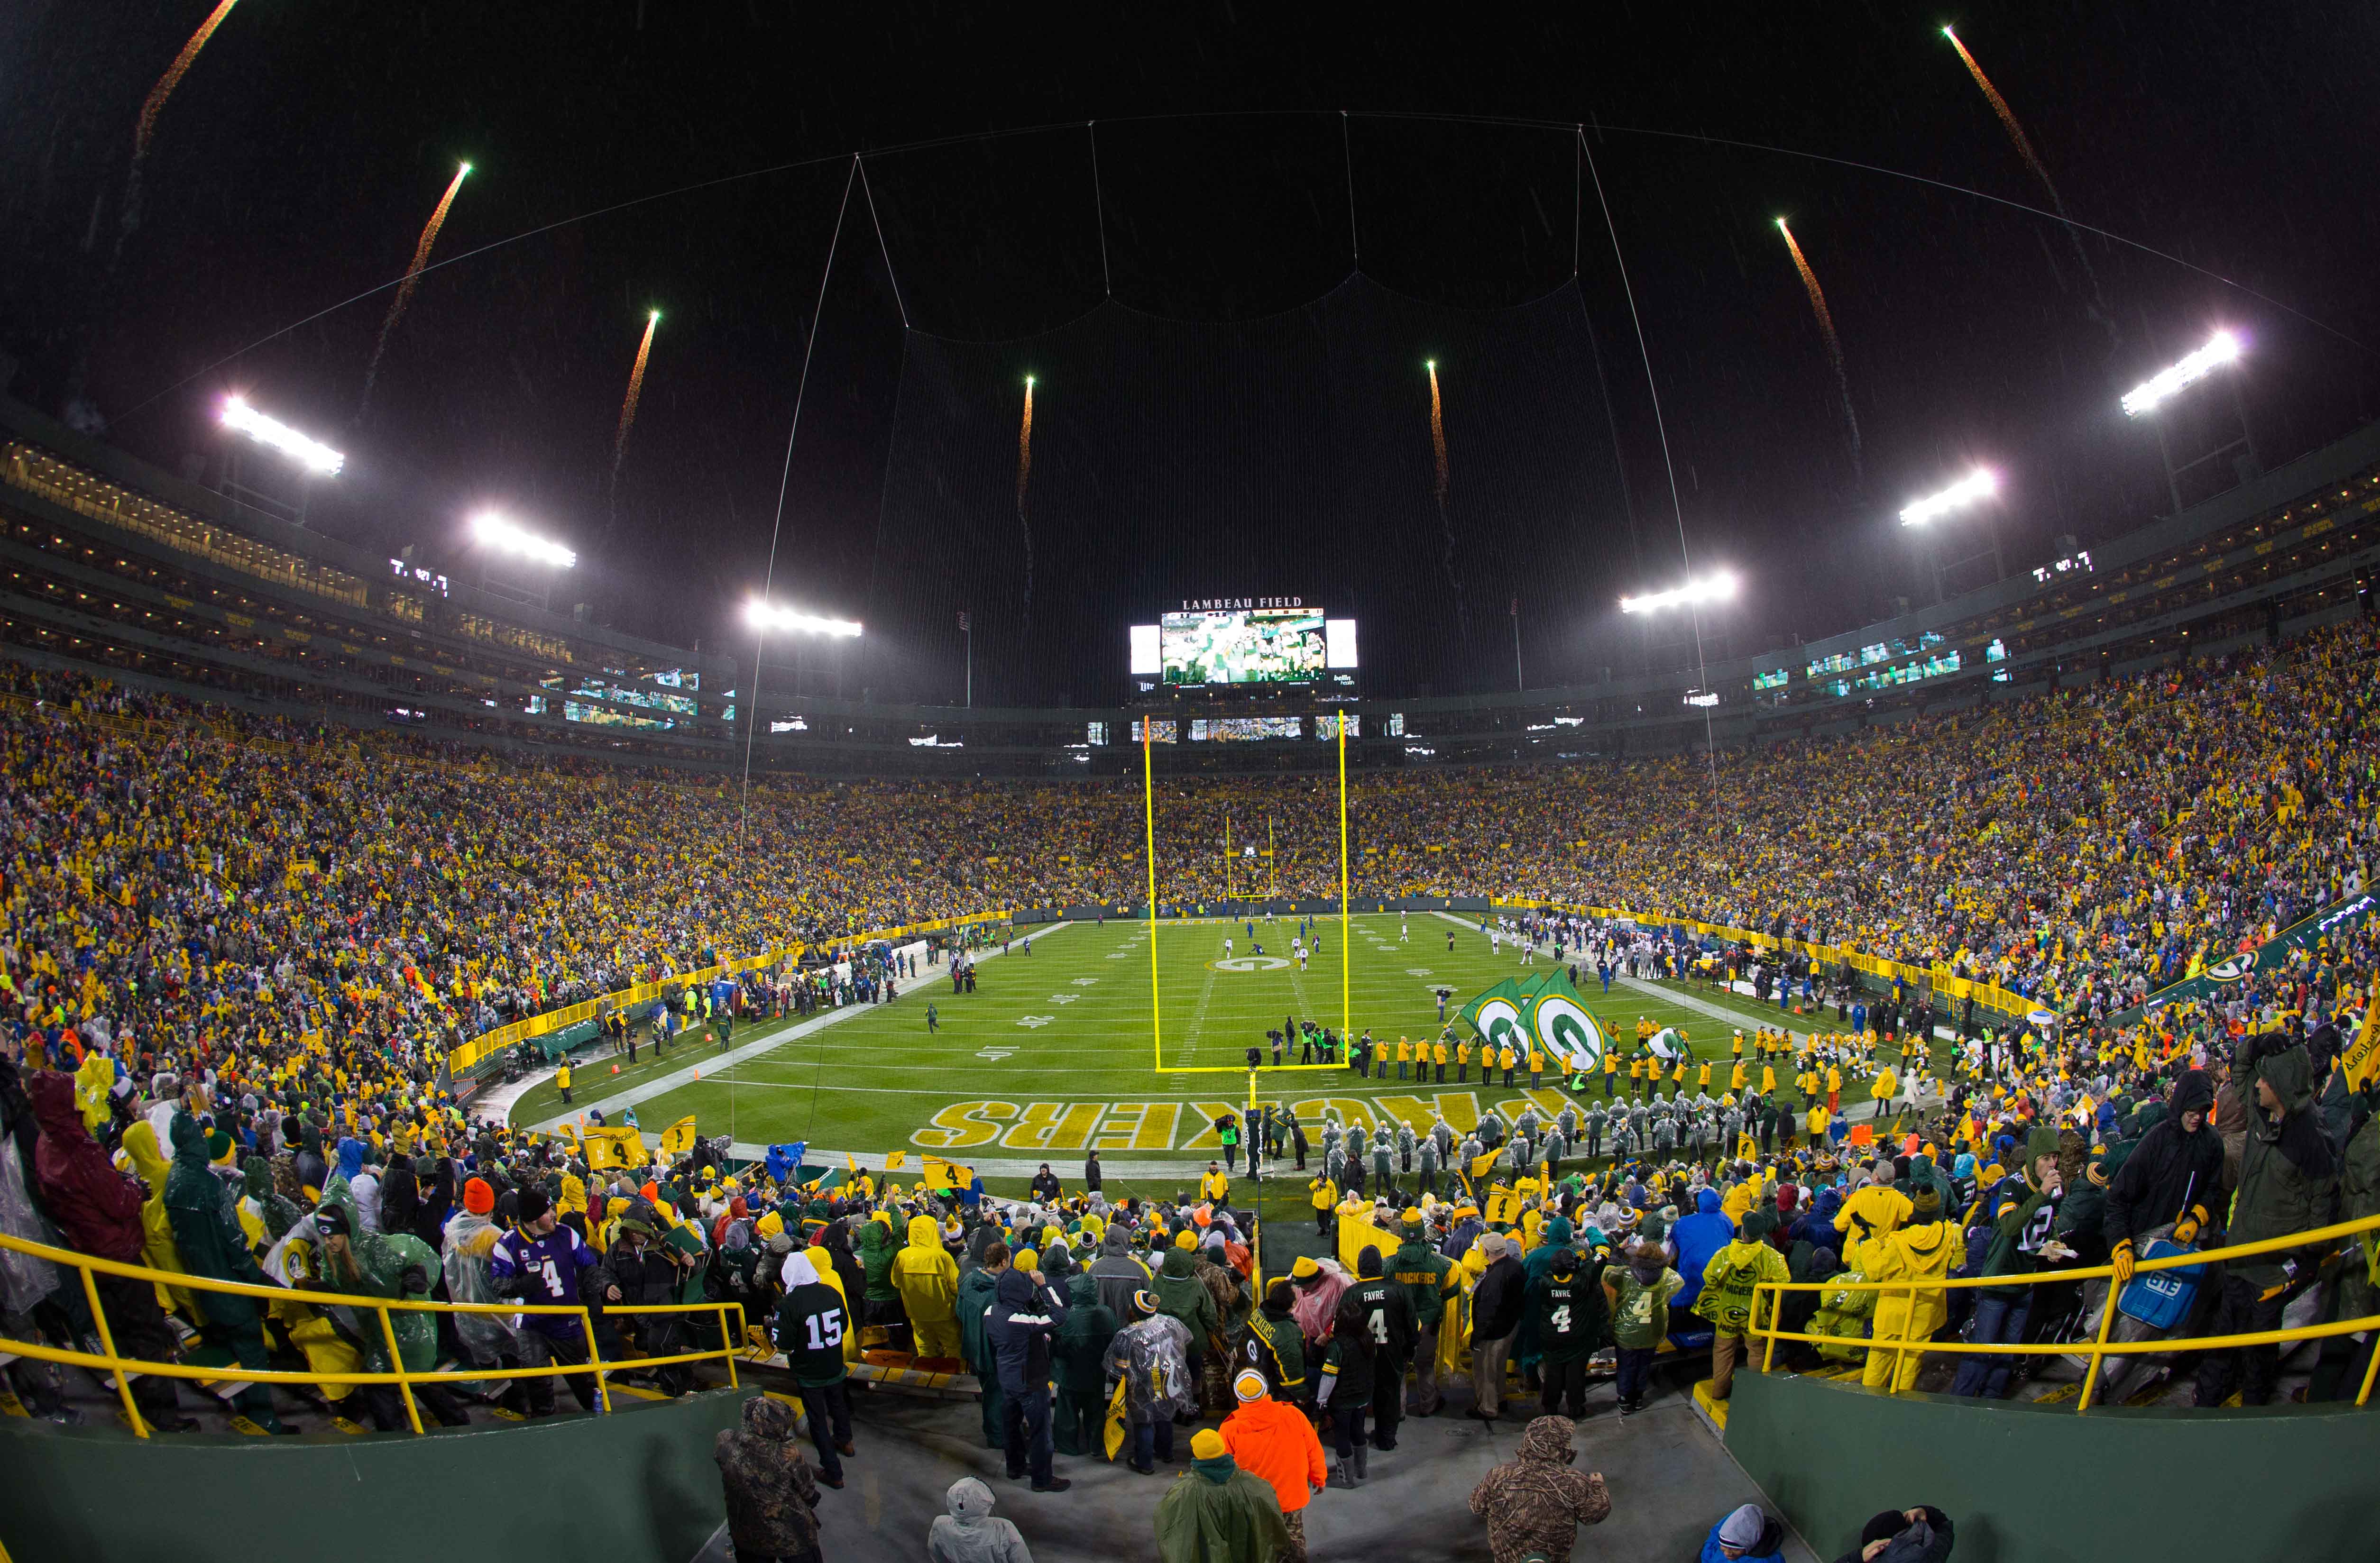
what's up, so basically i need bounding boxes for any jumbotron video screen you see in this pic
[1158,607,1326,686]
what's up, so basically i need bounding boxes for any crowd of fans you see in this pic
[6,617,2379,1559]
[8,617,2377,1074]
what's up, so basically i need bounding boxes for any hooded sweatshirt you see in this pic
[928,1477,1034,1563]
[1219,1394,1326,1514]
[1090,1225,1152,1322]
[2104,1069,2226,1248]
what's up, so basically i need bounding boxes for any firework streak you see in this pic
[1427,363,1466,636]
[1017,379,1035,620]
[358,163,470,415]
[1944,27,2114,344]
[1777,220,1862,477]
[613,314,658,476]
[137,0,242,156]
[1944,29,2056,199]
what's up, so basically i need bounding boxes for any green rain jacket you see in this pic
[161,1112,270,1329]
[313,1174,441,1373]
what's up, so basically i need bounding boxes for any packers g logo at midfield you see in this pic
[1528,991,1605,1070]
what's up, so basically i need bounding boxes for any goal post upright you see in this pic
[1338,711,1350,1042]
[1144,720,1162,1072]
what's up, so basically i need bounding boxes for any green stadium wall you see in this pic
[0,1388,750,1563]
[1728,1371,2376,1563]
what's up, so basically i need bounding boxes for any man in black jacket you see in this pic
[585,1216,698,1396]
[987,1264,1072,1491]
[2105,1069,2225,1282]
[1469,1235,1527,1421]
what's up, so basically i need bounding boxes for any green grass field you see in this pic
[506,913,1849,1193]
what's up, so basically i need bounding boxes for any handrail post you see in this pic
[377,1306,425,1435]
[1895,1282,1917,1393]
[720,1305,739,1389]
[2358,1324,2380,1408]
[2076,1285,2120,1412]
[1759,1283,1780,1373]
[582,1311,613,1415]
[78,1264,147,1438]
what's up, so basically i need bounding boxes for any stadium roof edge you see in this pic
[0,392,738,687]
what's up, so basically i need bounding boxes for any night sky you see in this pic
[4,2,2376,702]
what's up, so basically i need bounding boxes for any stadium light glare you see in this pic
[219,397,344,475]
[744,600,862,638]
[469,511,576,569]
[1620,570,1739,614]
[2121,331,2242,418]
[1898,466,1998,526]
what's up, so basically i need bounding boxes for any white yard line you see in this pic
[512,923,1070,1133]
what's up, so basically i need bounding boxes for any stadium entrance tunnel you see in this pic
[1726,1369,2379,1562]
[0,1386,751,1563]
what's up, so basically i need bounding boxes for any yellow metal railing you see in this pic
[0,1230,745,1437]
[1748,1210,2380,1411]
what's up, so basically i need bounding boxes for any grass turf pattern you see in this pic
[507,914,1850,1174]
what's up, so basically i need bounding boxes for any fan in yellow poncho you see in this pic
[1847,1179,1956,1391]
[891,1213,961,1360]
[117,1120,198,1319]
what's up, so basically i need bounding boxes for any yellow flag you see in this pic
[659,1115,699,1159]
[885,1151,908,1171]
[1468,1150,1501,1180]
[846,1151,859,1175]
[2342,977,2380,1090]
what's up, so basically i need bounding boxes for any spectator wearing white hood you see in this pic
[772,1250,856,1488]
[929,1476,1035,1563]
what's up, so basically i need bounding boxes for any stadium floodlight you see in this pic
[1620,570,1738,615]
[469,511,576,569]
[2121,331,2242,418]
[220,397,344,475]
[744,600,862,638]
[1899,467,1998,526]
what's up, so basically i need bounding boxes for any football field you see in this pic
[507,913,1843,1186]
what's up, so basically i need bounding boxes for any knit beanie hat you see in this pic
[1233,1369,1268,1402]
[1190,1429,1228,1460]
[462,1177,495,1215]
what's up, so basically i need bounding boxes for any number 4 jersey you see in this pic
[489,1224,598,1337]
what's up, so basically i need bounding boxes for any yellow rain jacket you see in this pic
[1849,1218,1956,1391]
[119,1121,198,1318]
[891,1214,960,1359]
